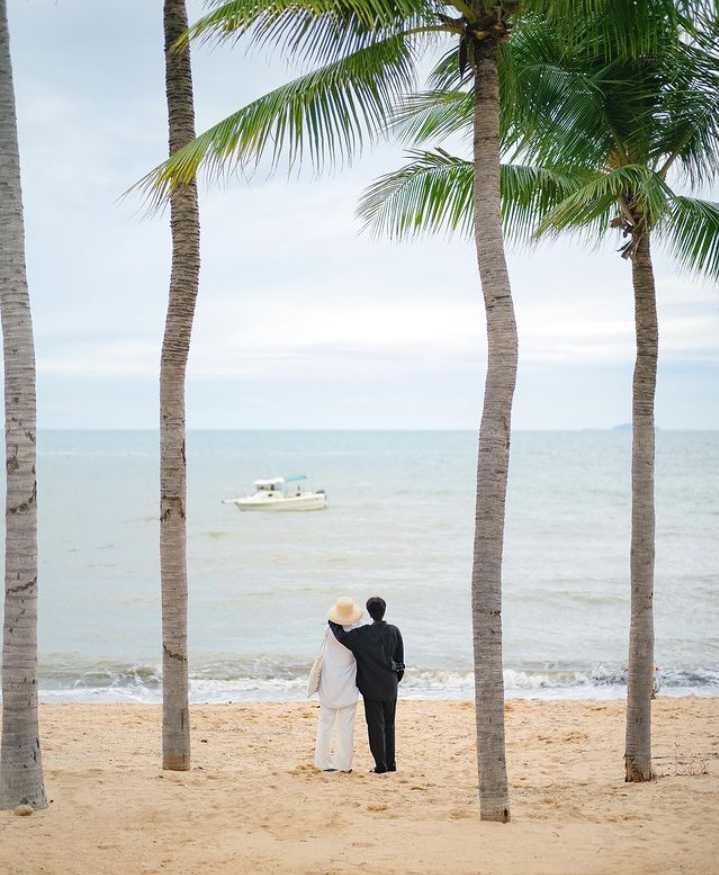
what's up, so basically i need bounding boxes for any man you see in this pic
[329,596,404,774]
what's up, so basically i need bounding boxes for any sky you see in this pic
[6,0,718,429]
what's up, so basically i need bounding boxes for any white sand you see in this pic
[1,697,717,874]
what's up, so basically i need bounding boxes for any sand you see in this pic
[1,697,717,874]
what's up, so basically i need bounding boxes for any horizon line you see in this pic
[29,426,718,433]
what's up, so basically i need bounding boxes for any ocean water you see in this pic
[1,430,717,703]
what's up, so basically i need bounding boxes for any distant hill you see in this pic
[611,422,661,431]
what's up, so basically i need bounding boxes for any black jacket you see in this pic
[329,620,405,701]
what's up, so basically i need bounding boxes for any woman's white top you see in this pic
[318,624,361,709]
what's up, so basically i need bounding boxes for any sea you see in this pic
[1,430,717,704]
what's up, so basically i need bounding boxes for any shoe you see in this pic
[388,766,397,772]
[323,768,337,773]
[341,769,353,774]
[369,767,388,774]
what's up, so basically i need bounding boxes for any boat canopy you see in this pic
[253,475,307,490]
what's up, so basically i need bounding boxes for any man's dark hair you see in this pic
[366,596,386,622]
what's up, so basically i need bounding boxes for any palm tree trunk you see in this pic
[160,0,200,771]
[0,0,47,810]
[625,230,657,782]
[470,43,516,822]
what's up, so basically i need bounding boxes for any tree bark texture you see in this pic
[624,230,657,782]
[160,0,200,772]
[470,43,516,823]
[0,0,47,810]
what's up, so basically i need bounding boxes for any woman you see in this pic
[314,597,363,773]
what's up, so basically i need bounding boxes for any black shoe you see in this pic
[323,768,337,773]
[369,767,388,774]
[388,765,397,772]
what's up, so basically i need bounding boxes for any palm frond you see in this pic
[522,0,689,59]
[136,34,416,205]
[650,15,719,185]
[390,89,473,144]
[502,23,617,169]
[655,88,719,186]
[536,165,673,240]
[182,0,432,65]
[501,163,591,243]
[358,147,474,239]
[427,45,470,91]
[358,148,589,243]
[662,194,719,280]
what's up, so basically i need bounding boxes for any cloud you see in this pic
[7,0,719,428]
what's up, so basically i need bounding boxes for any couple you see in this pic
[313,595,404,775]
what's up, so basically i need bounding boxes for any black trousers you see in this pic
[363,696,397,772]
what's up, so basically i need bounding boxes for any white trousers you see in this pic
[314,703,357,772]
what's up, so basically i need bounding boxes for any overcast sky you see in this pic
[6,0,718,429]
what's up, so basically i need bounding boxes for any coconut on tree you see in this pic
[358,4,719,782]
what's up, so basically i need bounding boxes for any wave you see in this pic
[30,655,719,704]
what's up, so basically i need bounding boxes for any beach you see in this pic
[2,697,717,874]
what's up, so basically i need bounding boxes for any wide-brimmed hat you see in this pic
[328,597,363,625]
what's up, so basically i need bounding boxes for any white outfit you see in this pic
[314,625,360,771]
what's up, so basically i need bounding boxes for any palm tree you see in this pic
[142,0,523,821]
[139,0,696,816]
[358,6,719,783]
[159,0,201,772]
[0,0,47,810]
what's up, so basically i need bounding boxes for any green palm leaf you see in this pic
[390,89,473,143]
[501,163,592,243]
[358,147,474,239]
[182,0,432,65]
[136,34,416,204]
[536,165,673,240]
[426,45,469,91]
[503,27,624,169]
[650,18,719,185]
[521,0,699,58]
[358,148,587,242]
[663,195,719,280]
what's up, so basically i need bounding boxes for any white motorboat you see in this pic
[223,476,328,512]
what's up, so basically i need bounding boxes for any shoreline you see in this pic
[34,686,719,705]
[2,697,717,874]
[32,692,719,706]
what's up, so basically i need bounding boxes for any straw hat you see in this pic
[328,597,363,625]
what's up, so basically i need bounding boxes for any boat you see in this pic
[223,475,328,512]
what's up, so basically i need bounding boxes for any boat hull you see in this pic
[231,493,328,512]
